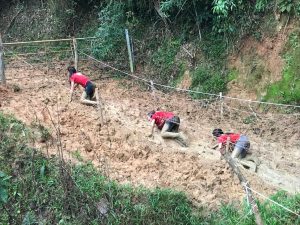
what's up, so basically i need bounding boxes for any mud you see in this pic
[0,61,299,208]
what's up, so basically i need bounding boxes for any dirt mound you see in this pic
[1,62,299,208]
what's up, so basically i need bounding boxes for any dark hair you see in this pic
[147,110,155,118]
[212,128,224,137]
[67,66,77,77]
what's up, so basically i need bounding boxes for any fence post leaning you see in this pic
[0,33,6,85]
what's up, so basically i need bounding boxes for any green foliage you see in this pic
[93,2,128,60]
[150,38,182,84]
[199,34,228,66]
[213,0,236,17]
[255,0,272,12]
[228,69,238,81]
[259,191,300,225]
[190,66,227,98]
[207,192,300,225]
[0,172,10,204]
[278,0,293,13]
[160,0,187,17]
[74,164,203,225]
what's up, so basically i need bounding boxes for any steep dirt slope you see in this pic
[0,61,299,208]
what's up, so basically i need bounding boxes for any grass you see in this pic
[0,112,299,224]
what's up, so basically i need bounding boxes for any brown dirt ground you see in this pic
[0,61,299,209]
[228,26,290,100]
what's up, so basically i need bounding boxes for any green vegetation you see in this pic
[264,31,300,104]
[228,69,238,82]
[1,113,299,224]
[150,38,182,84]
[93,2,127,60]
[190,66,227,98]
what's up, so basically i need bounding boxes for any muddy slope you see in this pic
[1,62,299,208]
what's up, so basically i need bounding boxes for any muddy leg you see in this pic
[161,123,181,138]
[80,91,98,105]
[161,123,188,147]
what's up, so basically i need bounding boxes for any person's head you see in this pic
[147,110,155,121]
[67,66,77,78]
[212,128,223,137]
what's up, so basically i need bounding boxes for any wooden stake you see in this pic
[95,88,104,126]
[73,37,78,69]
[224,138,264,225]
[0,34,6,85]
[220,92,223,118]
[125,29,134,73]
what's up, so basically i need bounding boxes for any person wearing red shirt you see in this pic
[68,66,98,105]
[212,128,250,158]
[147,110,188,146]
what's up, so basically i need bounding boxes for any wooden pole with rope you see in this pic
[223,138,264,225]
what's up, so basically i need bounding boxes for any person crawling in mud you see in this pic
[147,110,188,147]
[68,66,98,105]
[212,128,250,159]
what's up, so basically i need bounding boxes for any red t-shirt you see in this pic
[70,73,89,87]
[152,111,174,129]
[217,133,240,144]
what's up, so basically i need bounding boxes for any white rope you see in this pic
[3,36,97,45]
[79,52,300,109]
[223,96,300,108]
[4,49,73,56]
[3,37,300,108]
[79,51,150,84]
[243,185,300,217]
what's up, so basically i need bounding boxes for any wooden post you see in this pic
[0,34,6,85]
[44,42,49,75]
[125,29,134,73]
[220,92,223,118]
[224,138,264,225]
[150,80,158,101]
[95,88,104,126]
[73,37,78,69]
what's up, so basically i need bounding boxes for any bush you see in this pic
[93,2,127,60]
[190,66,227,98]
[150,38,182,84]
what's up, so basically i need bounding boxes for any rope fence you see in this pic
[79,51,300,109]
[2,36,299,109]
[243,185,300,217]
[2,36,97,45]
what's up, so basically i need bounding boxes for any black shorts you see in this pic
[85,81,96,99]
[165,116,180,132]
